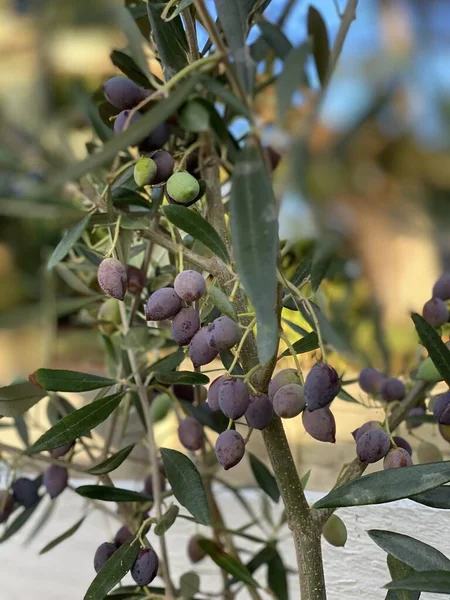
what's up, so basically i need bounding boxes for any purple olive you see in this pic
[245,394,273,430]
[207,376,226,412]
[174,270,206,302]
[358,368,385,394]
[12,478,39,508]
[97,258,128,301]
[215,430,245,470]
[356,429,391,463]
[114,525,133,547]
[273,384,305,418]
[381,378,406,402]
[103,76,143,109]
[43,465,68,499]
[94,542,117,573]
[206,316,241,352]
[218,378,250,420]
[189,327,218,368]
[422,298,448,328]
[187,535,206,563]
[302,407,336,443]
[268,369,302,401]
[171,307,200,346]
[178,417,204,451]
[145,287,182,321]
[352,421,383,442]
[392,435,412,456]
[384,447,413,469]
[433,392,450,425]
[131,547,159,586]
[304,363,341,411]
[152,150,175,184]
[49,441,74,458]
[126,265,145,294]
[432,273,450,300]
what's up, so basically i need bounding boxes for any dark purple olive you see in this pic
[131,548,159,586]
[94,542,117,573]
[304,363,341,411]
[381,378,406,402]
[215,430,245,470]
[245,394,273,430]
[433,273,450,300]
[145,287,182,321]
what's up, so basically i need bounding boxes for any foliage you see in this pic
[1,1,450,599]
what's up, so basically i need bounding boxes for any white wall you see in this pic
[0,483,448,600]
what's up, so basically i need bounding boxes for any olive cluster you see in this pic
[0,442,73,523]
[102,75,204,207]
[421,272,450,329]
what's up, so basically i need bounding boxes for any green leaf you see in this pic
[249,453,280,503]
[229,545,277,587]
[39,516,85,555]
[160,448,210,525]
[214,0,255,93]
[369,530,450,573]
[386,570,450,594]
[180,571,200,598]
[207,286,238,321]
[220,349,244,376]
[32,369,117,392]
[48,214,91,270]
[229,143,278,364]
[267,550,289,600]
[146,1,188,79]
[411,485,450,509]
[200,75,251,119]
[314,461,450,509]
[110,49,150,87]
[386,555,421,600]
[198,539,258,587]
[149,349,185,373]
[163,205,230,264]
[279,331,319,358]
[338,389,361,404]
[154,371,209,385]
[307,6,329,86]
[0,381,47,418]
[14,415,29,446]
[255,16,292,59]
[87,444,135,475]
[83,537,141,600]
[75,84,112,142]
[0,497,42,543]
[27,392,124,455]
[276,40,311,125]
[154,504,179,536]
[115,7,151,81]
[75,486,151,503]
[415,355,444,383]
[311,235,339,291]
[301,470,311,489]
[42,76,200,195]
[411,313,450,386]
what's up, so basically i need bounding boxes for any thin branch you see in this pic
[141,227,222,276]
[119,302,175,599]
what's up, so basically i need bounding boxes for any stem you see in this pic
[141,227,221,276]
[119,302,175,599]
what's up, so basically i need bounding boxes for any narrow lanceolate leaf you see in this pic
[163,205,230,264]
[386,570,450,594]
[115,7,151,80]
[26,392,124,455]
[214,0,256,93]
[75,486,151,503]
[279,331,319,358]
[198,539,258,587]
[31,369,117,392]
[255,16,292,59]
[411,485,450,509]
[83,537,141,600]
[0,381,47,418]
[0,497,42,543]
[229,143,278,365]
[154,371,209,385]
[149,349,185,373]
[314,461,450,509]
[276,40,311,124]
[14,415,29,446]
[160,448,210,525]
[87,444,135,475]
[154,504,179,536]
[307,6,329,85]
[411,313,450,386]
[386,555,421,600]
[267,550,289,600]
[39,516,86,555]
[47,214,91,270]
[229,545,277,586]
[110,49,150,87]
[369,530,450,573]
[208,286,238,321]
[146,1,188,78]
[249,453,280,503]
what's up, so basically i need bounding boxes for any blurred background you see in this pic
[0,0,450,489]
